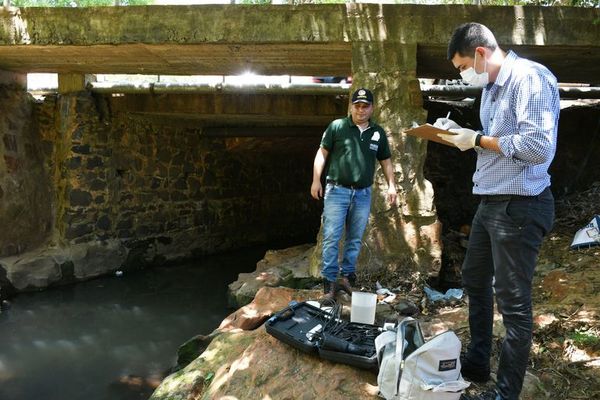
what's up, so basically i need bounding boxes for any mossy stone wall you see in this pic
[0,86,53,257]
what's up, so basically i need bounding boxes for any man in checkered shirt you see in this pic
[434,23,559,400]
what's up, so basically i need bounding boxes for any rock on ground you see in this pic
[151,286,378,400]
[227,244,318,308]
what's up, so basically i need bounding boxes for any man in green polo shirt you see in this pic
[311,88,397,299]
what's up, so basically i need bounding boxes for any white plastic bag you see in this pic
[571,215,600,249]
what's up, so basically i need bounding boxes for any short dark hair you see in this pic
[447,22,498,60]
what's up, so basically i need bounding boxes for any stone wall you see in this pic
[0,86,53,257]
[0,88,343,295]
[49,91,328,264]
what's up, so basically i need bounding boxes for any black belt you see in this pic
[479,194,527,202]
[479,187,550,203]
[326,179,368,190]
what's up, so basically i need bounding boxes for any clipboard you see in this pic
[404,124,457,147]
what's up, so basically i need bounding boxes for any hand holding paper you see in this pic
[433,117,461,130]
[437,128,478,151]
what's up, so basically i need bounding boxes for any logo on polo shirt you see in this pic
[369,131,380,151]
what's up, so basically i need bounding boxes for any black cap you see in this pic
[351,88,373,104]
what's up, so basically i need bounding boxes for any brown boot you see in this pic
[338,273,356,295]
[322,279,337,301]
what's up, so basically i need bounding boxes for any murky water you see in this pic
[0,247,267,400]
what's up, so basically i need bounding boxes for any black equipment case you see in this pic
[265,300,380,370]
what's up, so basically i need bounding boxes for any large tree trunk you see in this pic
[310,42,442,281]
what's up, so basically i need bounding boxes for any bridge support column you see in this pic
[58,73,96,94]
[310,42,442,280]
[53,88,110,244]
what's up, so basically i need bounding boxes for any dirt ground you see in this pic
[358,181,600,399]
[528,182,600,399]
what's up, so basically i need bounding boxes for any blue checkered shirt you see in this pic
[474,50,560,196]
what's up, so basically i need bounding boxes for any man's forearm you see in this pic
[313,147,328,182]
[380,158,395,188]
[379,158,397,205]
[313,160,324,183]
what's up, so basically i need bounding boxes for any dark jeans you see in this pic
[462,187,554,400]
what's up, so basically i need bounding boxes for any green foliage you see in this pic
[238,0,363,4]
[568,330,600,351]
[10,0,599,5]
[12,0,151,6]
[242,0,600,5]
[444,0,599,6]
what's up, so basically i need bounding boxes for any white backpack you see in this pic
[376,317,470,400]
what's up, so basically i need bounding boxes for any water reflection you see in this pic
[0,247,266,400]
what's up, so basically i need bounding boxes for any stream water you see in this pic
[0,247,267,400]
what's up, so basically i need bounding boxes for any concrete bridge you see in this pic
[0,5,598,82]
[0,5,599,295]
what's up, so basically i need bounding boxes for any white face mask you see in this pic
[460,50,489,87]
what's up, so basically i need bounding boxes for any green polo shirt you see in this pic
[320,116,391,188]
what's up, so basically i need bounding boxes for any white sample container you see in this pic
[350,292,377,325]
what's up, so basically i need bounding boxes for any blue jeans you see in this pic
[462,187,554,400]
[321,183,372,282]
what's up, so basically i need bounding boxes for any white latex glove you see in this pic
[433,117,461,130]
[437,128,478,151]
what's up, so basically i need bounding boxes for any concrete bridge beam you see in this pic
[0,5,598,82]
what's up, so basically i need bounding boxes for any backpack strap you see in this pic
[393,317,416,396]
[375,330,396,365]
